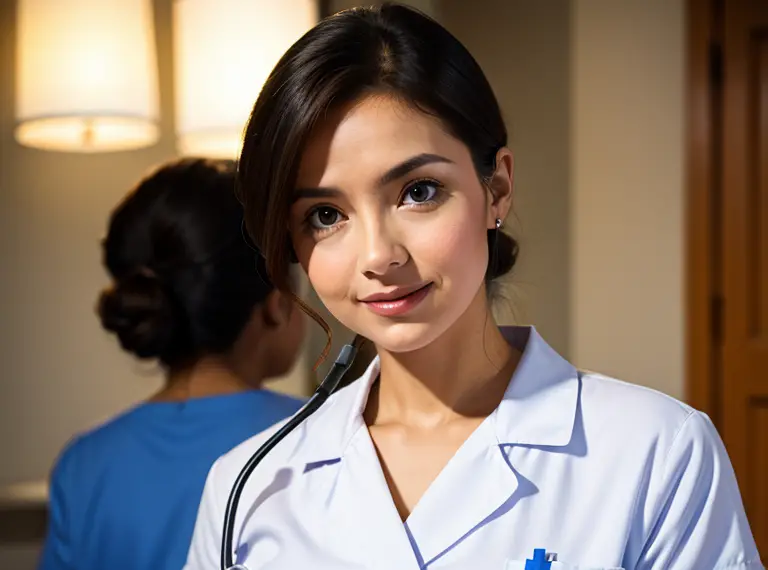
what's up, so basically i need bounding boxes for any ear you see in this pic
[261,289,293,329]
[485,147,514,229]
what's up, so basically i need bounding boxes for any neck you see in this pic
[368,288,520,428]
[149,354,260,403]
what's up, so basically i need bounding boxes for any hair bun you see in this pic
[98,269,180,361]
[486,229,519,281]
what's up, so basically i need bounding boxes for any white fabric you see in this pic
[185,327,762,570]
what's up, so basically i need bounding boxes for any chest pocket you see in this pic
[504,560,625,570]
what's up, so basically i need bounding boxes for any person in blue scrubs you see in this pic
[186,5,762,569]
[38,158,306,570]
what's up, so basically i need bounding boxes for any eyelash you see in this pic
[400,178,445,208]
[302,178,446,237]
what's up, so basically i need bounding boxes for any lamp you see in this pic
[173,0,317,159]
[15,0,160,152]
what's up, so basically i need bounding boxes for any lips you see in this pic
[359,283,432,303]
[359,282,434,317]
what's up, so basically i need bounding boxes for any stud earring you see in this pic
[495,217,503,230]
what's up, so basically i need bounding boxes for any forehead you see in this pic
[296,94,467,187]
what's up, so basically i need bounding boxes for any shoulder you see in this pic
[574,370,732,479]
[49,435,84,489]
[50,405,143,471]
[582,375,763,567]
[62,405,151,461]
[576,372,741,495]
[579,370,696,443]
[257,389,304,405]
[252,389,305,416]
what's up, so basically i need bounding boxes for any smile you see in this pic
[359,283,433,317]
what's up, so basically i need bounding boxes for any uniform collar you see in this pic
[492,326,579,447]
[292,326,579,566]
[302,325,579,463]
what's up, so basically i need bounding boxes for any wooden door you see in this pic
[688,0,768,556]
[721,0,768,556]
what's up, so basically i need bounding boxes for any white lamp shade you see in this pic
[173,0,317,159]
[15,0,160,152]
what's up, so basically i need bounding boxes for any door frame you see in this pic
[686,0,723,423]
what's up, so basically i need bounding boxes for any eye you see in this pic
[307,205,343,230]
[401,180,440,205]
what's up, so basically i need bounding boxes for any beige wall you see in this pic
[0,0,308,490]
[1,0,168,490]
[0,0,687,488]
[0,3,308,566]
[570,0,685,397]
[444,0,685,397]
[440,0,572,355]
[268,0,687,395]
[328,0,438,15]
[0,1,686,567]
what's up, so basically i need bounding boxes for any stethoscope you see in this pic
[220,336,365,570]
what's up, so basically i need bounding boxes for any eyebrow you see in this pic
[292,153,454,203]
[292,187,341,202]
[377,153,454,186]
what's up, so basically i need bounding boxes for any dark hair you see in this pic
[237,2,518,293]
[98,158,273,368]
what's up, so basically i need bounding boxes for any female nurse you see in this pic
[185,5,762,569]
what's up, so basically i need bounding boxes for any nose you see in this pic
[358,216,408,277]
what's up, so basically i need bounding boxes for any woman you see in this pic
[39,159,305,570]
[185,5,761,570]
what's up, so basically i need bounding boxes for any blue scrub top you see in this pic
[38,389,304,570]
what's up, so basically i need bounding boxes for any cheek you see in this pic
[411,206,488,281]
[303,244,354,302]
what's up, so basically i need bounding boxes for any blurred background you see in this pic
[0,0,765,566]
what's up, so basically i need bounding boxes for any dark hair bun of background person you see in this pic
[98,158,273,368]
[99,268,181,361]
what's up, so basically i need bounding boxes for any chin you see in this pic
[356,310,462,354]
[369,322,438,353]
